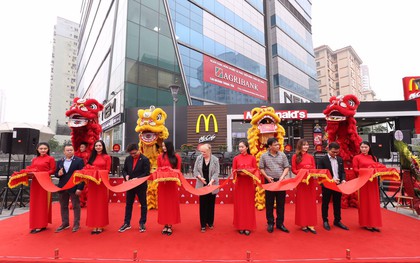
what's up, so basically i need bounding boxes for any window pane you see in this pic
[140,6,159,31]
[158,70,174,89]
[158,35,175,71]
[139,27,158,66]
[127,22,139,59]
[125,83,139,108]
[139,64,158,88]
[138,86,157,106]
[126,59,138,83]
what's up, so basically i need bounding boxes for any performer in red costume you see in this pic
[291,139,317,234]
[232,140,258,235]
[86,140,111,234]
[29,142,56,234]
[157,141,182,236]
[352,141,382,232]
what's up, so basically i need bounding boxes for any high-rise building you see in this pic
[314,45,363,102]
[48,17,79,143]
[360,65,377,101]
[77,0,319,148]
[266,0,319,103]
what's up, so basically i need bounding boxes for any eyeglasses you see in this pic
[129,151,138,156]
[329,150,339,154]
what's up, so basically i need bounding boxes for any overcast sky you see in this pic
[1,1,419,125]
[312,0,420,101]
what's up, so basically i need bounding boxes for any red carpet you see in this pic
[0,203,419,263]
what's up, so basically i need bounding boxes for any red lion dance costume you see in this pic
[66,97,104,207]
[323,95,362,208]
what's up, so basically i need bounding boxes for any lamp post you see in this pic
[169,85,180,149]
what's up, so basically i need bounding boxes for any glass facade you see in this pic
[266,0,320,102]
[169,0,267,105]
[77,0,319,147]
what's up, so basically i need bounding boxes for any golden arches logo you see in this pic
[196,114,218,133]
[408,78,420,91]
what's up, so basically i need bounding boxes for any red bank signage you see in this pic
[243,110,308,120]
[203,55,268,101]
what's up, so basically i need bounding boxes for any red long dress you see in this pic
[292,153,317,227]
[157,153,182,225]
[352,154,382,227]
[232,153,257,230]
[29,155,56,229]
[86,154,111,228]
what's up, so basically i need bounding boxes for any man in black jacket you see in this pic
[118,144,150,233]
[55,144,85,233]
[317,142,349,231]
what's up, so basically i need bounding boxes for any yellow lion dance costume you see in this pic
[135,105,169,209]
[247,106,285,210]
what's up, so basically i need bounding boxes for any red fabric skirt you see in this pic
[29,177,52,229]
[86,181,109,228]
[233,175,256,230]
[157,181,181,225]
[295,177,317,227]
[358,177,382,227]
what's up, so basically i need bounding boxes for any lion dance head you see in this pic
[247,106,285,161]
[135,105,169,172]
[323,94,362,163]
[66,97,104,155]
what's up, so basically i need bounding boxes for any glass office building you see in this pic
[76,0,318,148]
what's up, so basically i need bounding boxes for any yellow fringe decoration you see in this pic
[302,173,335,185]
[153,177,181,186]
[147,180,158,210]
[8,172,29,188]
[234,169,261,184]
[369,171,400,182]
[73,172,101,185]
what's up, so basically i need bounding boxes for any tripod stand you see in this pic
[0,151,16,215]
[8,154,30,215]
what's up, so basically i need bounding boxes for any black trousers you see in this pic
[265,190,286,226]
[58,191,80,227]
[321,186,342,223]
[124,185,147,225]
[199,193,216,228]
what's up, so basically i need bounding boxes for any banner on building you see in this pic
[203,55,268,101]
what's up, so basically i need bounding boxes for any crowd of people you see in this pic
[25,138,385,235]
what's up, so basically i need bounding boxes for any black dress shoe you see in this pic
[334,221,349,230]
[307,227,317,234]
[244,230,251,236]
[301,227,309,233]
[372,227,380,232]
[238,230,244,234]
[277,224,289,233]
[323,222,331,231]
[267,224,274,233]
[364,227,375,232]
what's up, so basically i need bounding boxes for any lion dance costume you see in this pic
[323,94,362,208]
[247,106,285,210]
[66,97,104,207]
[135,105,169,209]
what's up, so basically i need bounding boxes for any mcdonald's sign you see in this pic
[196,114,218,133]
[403,76,420,100]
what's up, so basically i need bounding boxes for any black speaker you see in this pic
[0,132,13,153]
[368,133,391,159]
[12,128,40,154]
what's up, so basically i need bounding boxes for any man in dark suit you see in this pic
[317,142,349,231]
[118,143,150,233]
[55,144,85,233]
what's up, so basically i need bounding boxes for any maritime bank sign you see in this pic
[203,55,268,101]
